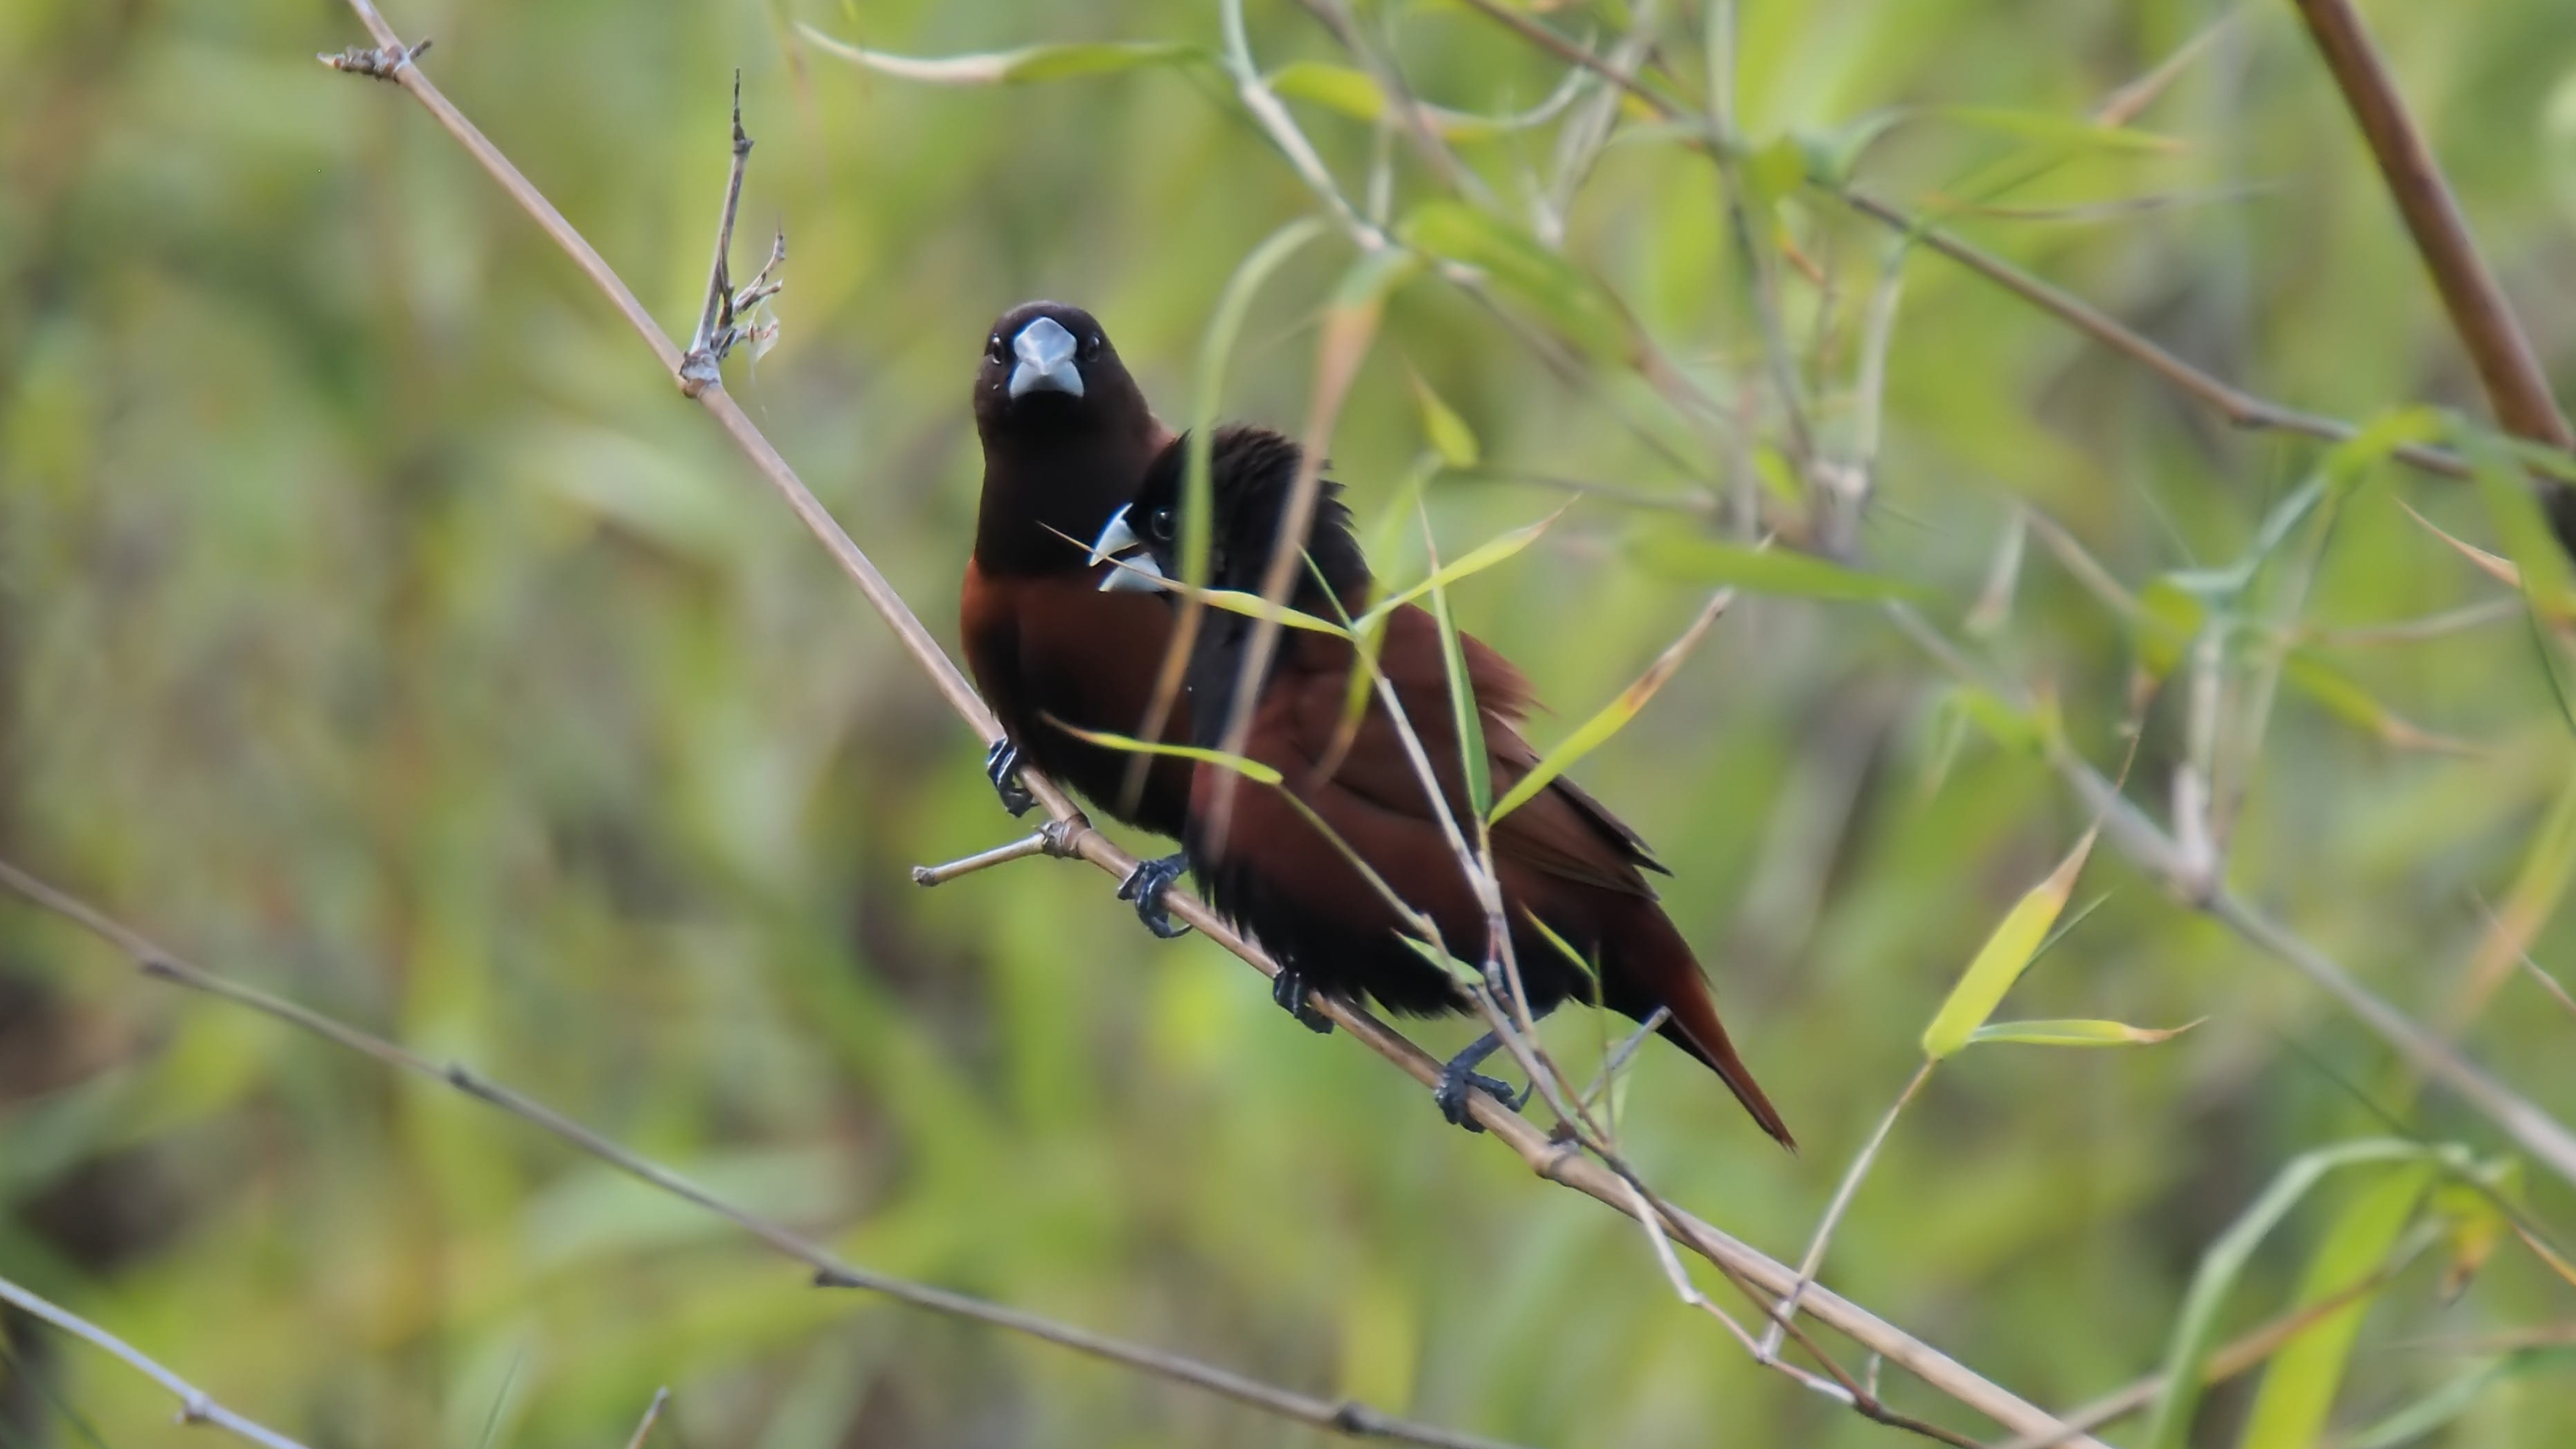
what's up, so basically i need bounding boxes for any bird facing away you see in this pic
[963,301,1196,934]
[1091,425,1794,1146]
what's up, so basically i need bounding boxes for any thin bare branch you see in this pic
[621,1389,671,1449]
[1762,1059,1934,1358]
[912,832,1053,886]
[2290,0,2574,451]
[319,13,2103,1440]
[0,1273,313,1449]
[0,860,1528,1449]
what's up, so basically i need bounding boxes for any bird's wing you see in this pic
[1278,604,1664,897]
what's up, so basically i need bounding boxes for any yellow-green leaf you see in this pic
[2398,499,2522,588]
[1633,533,1931,602]
[2463,423,2576,624]
[1921,825,2098,1060]
[1360,510,1561,625]
[1419,508,1491,821]
[1401,200,1633,360]
[2235,1163,2435,1449]
[799,30,1203,84]
[1408,367,1481,468]
[2146,1140,2447,1449]
[1490,590,1732,824]
[1042,722,1283,785]
[1967,1018,2202,1048]
[2137,575,2204,682]
[1265,62,1572,142]
[2278,651,2475,755]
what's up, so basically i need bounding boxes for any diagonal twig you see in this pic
[0,1273,312,1449]
[0,859,1529,1449]
[2290,0,2573,452]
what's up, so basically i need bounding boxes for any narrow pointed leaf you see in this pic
[1044,722,1283,785]
[1408,367,1481,468]
[2278,651,2476,755]
[2236,1163,2435,1449]
[1401,200,1633,360]
[2398,500,2521,588]
[1967,1018,2202,1048]
[799,30,1203,84]
[1490,590,1733,824]
[1419,511,1491,821]
[1360,510,1562,624]
[1265,62,1579,141]
[2145,1140,2449,1449]
[2463,424,2576,624]
[2340,1347,2576,1449]
[1921,825,2098,1060]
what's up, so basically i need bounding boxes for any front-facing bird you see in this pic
[1091,426,1794,1145]
[961,302,1197,933]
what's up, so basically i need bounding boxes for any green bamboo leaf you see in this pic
[1921,825,2098,1060]
[1633,533,1931,602]
[798,30,1203,84]
[1106,570,1350,636]
[2235,1163,2434,1449]
[1400,200,1633,360]
[2145,1139,2457,1449]
[1044,721,1283,785]
[1489,590,1731,825]
[1967,1018,2202,1048]
[1419,507,1491,822]
[1359,510,1561,625]
[2340,1347,2576,1449]
[2136,575,2204,683]
[1397,932,1487,989]
[2278,650,2476,755]
[2397,499,2521,588]
[1265,62,1574,142]
[2463,421,2576,625]
[1407,367,1481,468]
[1179,218,1333,596]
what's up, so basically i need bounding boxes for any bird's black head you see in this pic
[1095,426,1368,608]
[972,301,1147,443]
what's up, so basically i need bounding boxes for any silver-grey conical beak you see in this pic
[1007,315,1085,400]
[1091,505,1167,592]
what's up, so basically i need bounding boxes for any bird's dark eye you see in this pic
[1081,333,1104,362]
[1146,506,1175,543]
[986,333,1006,363]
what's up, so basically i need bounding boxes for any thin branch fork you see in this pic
[0,859,1527,1449]
[0,1273,312,1449]
[316,9,2106,1444]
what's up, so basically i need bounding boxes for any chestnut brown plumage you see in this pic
[1095,426,1793,1145]
[962,302,1196,932]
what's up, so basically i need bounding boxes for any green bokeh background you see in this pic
[5,1,2575,1445]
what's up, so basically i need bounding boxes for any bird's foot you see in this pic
[1116,853,1192,938]
[1272,969,1336,1034]
[985,738,1035,817]
[1433,1033,1528,1133]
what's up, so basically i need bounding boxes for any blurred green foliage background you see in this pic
[5,0,2576,1445]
